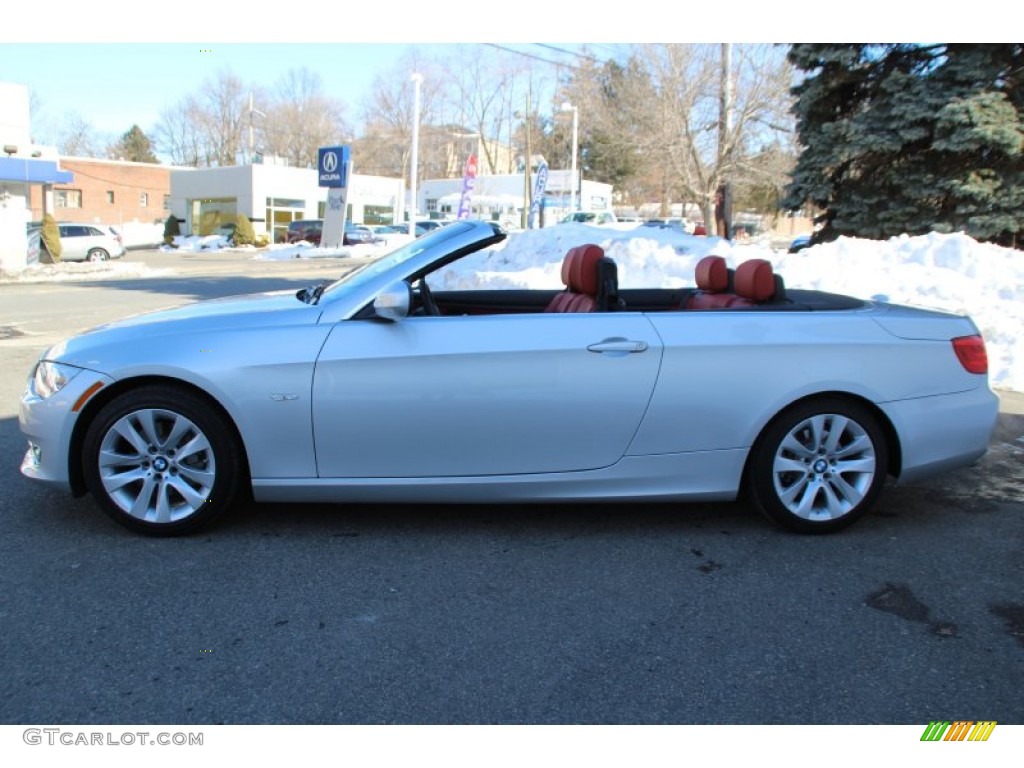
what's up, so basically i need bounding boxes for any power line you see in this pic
[532,44,604,66]
[483,43,582,70]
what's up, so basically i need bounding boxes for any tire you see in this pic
[87,248,109,262]
[82,385,244,536]
[747,398,888,534]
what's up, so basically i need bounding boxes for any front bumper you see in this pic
[19,370,116,492]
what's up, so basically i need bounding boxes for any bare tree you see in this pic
[259,67,351,168]
[154,67,249,167]
[642,44,793,230]
[356,49,448,181]
[558,44,793,225]
[57,112,106,157]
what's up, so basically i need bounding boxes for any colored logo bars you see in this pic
[920,721,997,742]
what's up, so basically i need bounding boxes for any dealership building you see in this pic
[168,160,407,242]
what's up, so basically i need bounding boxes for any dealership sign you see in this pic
[318,146,350,188]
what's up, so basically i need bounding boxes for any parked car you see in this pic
[286,220,384,247]
[18,222,998,536]
[789,234,813,253]
[561,211,617,225]
[642,218,695,234]
[415,220,446,232]
[285,219,323,245]
[29,223,125,262]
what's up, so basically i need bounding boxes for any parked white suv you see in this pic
[51,223,126,262]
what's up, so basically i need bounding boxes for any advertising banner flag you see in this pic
[456,154,479,220]
[529,162,549,228]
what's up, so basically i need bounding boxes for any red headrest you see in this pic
[560,244,604,296]
[734,259,775,302]
[694,255,729,293]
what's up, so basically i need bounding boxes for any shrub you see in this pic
[163,214,181,247]
[233,213,255,246]
[40,214,62,262]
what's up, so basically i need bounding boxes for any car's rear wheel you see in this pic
[87,248,109,262]
[747,398,888,533]
[82,385,244,535]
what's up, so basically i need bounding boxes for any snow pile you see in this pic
[163,234,233,252]
[251,241,390,261]
[0,260,172,284]
[117,222,163,249]
[433,225,1022,392]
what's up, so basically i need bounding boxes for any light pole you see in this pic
[560,101,578,215]
[409,72,422,236]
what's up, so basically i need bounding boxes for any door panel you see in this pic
[312,313,663,478]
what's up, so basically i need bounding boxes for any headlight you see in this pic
[31,361,83,399]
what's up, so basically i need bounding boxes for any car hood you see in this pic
[46,289,321,366]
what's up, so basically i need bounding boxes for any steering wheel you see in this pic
[415,276,441,316]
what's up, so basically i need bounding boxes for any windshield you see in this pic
[318,221,479,301]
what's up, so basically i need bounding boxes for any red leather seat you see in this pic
[545,244,607,313]
[730,258,777,307]
[687,255,736,309]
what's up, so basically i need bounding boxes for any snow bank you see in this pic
[251,241,392,261]
[434,225,1023,393]
[0,261,172,284]
[118,222,163,249]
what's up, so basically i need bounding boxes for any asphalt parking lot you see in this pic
[0,248,1021,725]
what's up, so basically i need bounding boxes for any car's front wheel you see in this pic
[87,248,109,262]
[747,398,888,533]
[82,385,244,535]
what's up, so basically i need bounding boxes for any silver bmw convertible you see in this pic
[19,221,998,535]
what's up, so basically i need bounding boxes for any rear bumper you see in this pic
[880,386,999,483]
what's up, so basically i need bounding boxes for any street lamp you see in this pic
[560,102,578,215]
[409,73,423,236]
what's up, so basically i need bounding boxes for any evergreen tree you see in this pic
[163,214,181,247]
[109,124,159,163]
[233,213,255,246]
[40,214,62,262]
[784,44,1024,247]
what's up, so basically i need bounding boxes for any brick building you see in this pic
[29,156,172,227]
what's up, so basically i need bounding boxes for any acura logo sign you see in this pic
[322,151,338,173]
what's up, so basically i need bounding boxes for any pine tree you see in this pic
[41,214,62,262]
[233,214,255,246]
[163,214,181,247]
[109,125,159,163]
[784,44,1024,247]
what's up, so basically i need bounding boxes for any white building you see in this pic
[0,82,73,270]
[169,162,406,243]
[418,170,614,228]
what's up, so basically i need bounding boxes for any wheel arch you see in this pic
[740,390,903,492]
[67,375,251,497]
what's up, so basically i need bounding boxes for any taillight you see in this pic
[952,335,988,374]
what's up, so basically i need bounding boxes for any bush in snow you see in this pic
[40,214,62,263]
[163,215,181,247]
[234,214,256,246]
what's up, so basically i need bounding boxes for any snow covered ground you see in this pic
[432,224,1023,393]
[0,260,172,284]
[165,234,395,261]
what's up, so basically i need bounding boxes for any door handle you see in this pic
[587,338,649,354]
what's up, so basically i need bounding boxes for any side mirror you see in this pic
[372,282,411,322]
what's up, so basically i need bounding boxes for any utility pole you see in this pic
[247,92,265,165]
[716,43,733,239]
[409,73,423,235]
[521,89,532,229]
